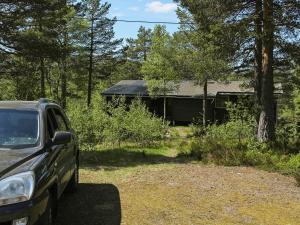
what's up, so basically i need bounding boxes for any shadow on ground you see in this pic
[81,148,195,170]
[55,184,121,225]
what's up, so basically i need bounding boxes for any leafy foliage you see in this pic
[124,100,168,146]
[104,98,168,147]
[189,101,258,165]
[0,0,299,183]
[277,89,300,152]
[67,93,108,150]
[68,94,167,150]
[142,25,180,96]
[142,25,180,120]
[186,100,300,184]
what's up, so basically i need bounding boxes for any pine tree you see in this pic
[80,0,122,107]
[0,0,71,98]
[142,25,179,121]
[56,0,80,108]
[127,26,153,62]
[174,5,231,126]
[112,26,153,82]
[177,0,300,140]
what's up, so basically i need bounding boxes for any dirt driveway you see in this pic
[55,160,300,225]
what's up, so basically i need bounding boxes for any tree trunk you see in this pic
[143,40,147,61]
[40,57,46,98]
[61,58,67,108]
[257,0,275,142]
[254,0,263,106]
[203,77,208,127]
[163,96,167,121]
[87,17,94,107]
[38,19,46,98]
[162,78,167,122]
[61,3,68,109]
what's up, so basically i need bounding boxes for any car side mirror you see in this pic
[52,131,71,145]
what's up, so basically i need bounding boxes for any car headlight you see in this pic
[0,171,35,206]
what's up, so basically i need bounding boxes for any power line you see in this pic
[109,19,194,25]
[75,16,195,25]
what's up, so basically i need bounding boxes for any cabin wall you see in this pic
[103,95,278,125]
[168,98,202,124]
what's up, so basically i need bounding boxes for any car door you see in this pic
[52,107,76,190]
[46,107,72,196]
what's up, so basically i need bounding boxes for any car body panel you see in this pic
[0,100,79,225]
[0,190,49,225]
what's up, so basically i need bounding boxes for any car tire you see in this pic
[66,160,79,193]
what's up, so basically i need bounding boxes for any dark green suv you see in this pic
[0,99,79,225]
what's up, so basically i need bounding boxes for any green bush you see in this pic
[191,119,258,166]
[276,153,300,173]
[177,140,193,157]
[189,120,206,137]
[274,153,300,185]
[124,100,168,146]
[244,149,280,167]
[277,89,300,152]
[185,99,300,183]
[67,93,108,150]
[189,101,264,166]
[104,98,167,147]
[103,98,128,146]
[68,95,168,150]
[294,169,300,186]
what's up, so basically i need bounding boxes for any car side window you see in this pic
[46,109,56,139]
[53,109,68,132]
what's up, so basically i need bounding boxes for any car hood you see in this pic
[0,148,43,179]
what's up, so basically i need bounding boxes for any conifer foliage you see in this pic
[177,0,300,141]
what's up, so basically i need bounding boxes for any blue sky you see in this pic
[106,0,179,41]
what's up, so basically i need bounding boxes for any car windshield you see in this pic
[0,109,39,149]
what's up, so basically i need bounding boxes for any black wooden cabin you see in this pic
[102,80,282,125]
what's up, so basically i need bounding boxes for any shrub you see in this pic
[177,140,193,157]
[67,93,108,150]
[189,101,263,166]
[124,100,168,146]
[67,94,168,150]
[277,89,300,152]
[193,119,259,166]
[103,97,128,147]
[186,99,300,183]
[273,153,300,185]
[276,153,300,173]
[294,169,300,186]
[189,119,206,137]
[243,149,281,167]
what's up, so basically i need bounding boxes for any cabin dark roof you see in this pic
[102,80,283,98]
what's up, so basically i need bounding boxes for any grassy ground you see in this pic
[54,143,300,225]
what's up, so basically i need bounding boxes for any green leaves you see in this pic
[142,25,180,98]
[67,94,167,150]
[126,26,153,62]
[104,98,168,147]
[277,88,300,150]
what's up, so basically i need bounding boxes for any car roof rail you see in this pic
[38,98,57,104]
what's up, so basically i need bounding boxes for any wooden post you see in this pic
[203,77,208,127]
